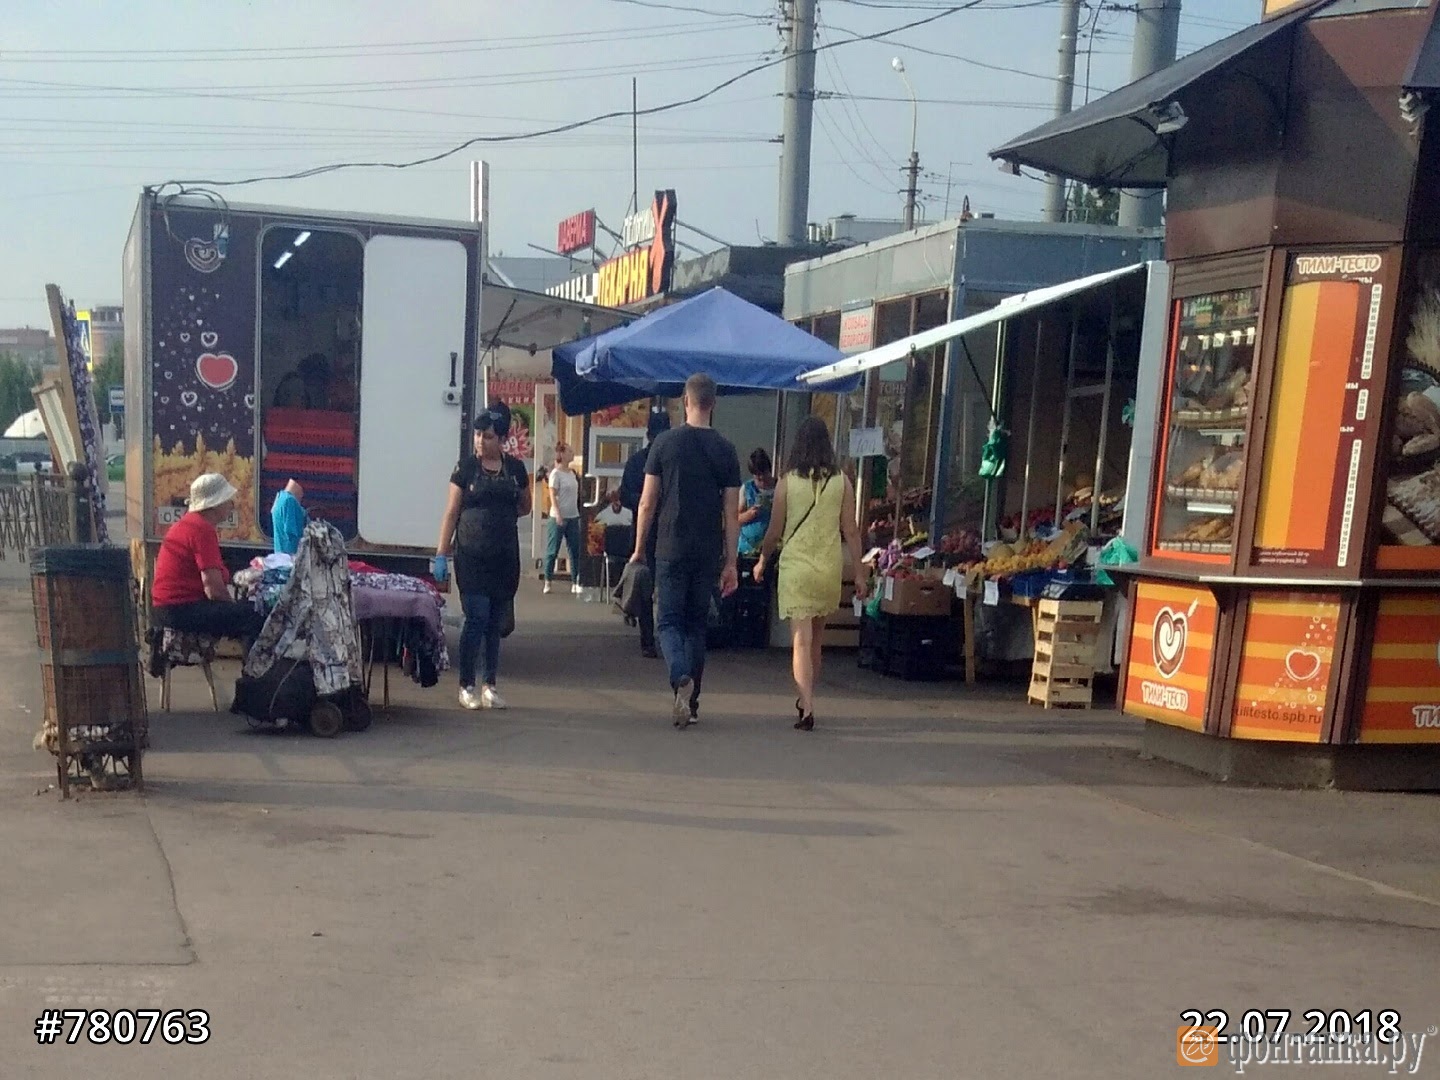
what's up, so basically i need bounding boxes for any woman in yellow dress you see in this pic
[754,417,866,731]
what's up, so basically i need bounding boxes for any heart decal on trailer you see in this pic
[201,331,218,349]
[195,352,238,391]
[183,237,223,274]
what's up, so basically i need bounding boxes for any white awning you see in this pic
[799,263,1149,384]
[3,408,45,439]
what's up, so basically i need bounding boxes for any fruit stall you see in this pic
[991,0,1440,785]
[804,261,1173,689]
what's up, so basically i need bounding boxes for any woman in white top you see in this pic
[543,443,584,595]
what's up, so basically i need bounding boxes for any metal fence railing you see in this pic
[0,472,85,561]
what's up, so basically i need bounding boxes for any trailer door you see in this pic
[357,234,468,549]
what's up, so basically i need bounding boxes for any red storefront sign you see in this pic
[556,210,596,255]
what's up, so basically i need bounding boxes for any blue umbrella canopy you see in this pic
[552,287,857,414]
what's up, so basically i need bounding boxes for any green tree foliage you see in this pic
[1066,183,1120,226]
[0,352,41,434]
[91,339,124,416]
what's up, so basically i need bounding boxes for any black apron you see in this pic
[454,456,522,599]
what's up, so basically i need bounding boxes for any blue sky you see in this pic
[0,0,1262,328]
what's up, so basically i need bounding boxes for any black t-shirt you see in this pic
[645,424,742,565]
[619,445,649,514]
[449,454,529,597]
[620,445,655,563]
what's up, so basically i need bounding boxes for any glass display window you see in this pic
[1151,286,1260,559]
[1377,248,1440,570]
[257,225,364,541]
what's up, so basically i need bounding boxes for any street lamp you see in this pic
[892,57,920,229]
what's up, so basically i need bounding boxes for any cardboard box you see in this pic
[881,573,953,617]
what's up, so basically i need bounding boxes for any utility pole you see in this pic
[1043,0,1082,223]
[1118,0,1181,228]
[631,78,639,218]
[903,152,920,229]
[777,0,817,246]
[893,57,920,229]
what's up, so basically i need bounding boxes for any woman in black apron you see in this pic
[434,408,532,710]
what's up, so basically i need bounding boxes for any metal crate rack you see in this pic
[31,546,147,797]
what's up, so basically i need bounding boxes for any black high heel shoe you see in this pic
[794,713,814,731]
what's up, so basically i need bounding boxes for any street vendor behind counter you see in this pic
[271,478,309,556]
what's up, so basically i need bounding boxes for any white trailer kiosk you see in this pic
[122,189,617,569]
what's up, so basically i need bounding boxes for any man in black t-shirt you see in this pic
[631,373,742,729]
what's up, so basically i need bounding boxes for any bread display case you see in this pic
[1151,287,1258,559]
[1377,249,1440,570]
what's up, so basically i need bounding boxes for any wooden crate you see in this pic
[1027,599,1104,709]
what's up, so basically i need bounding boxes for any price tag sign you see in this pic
[884,577,895,602]
[910,545,935,561]
[849,427,885,458]
[983,580,1000,606]
[942,568,958,588]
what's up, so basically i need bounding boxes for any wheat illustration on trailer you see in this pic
[151,281,258,540]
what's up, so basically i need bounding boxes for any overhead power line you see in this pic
[604,0,774,15]
[0,51,773,99]
[157,3,989,189]
[0,18,764,61]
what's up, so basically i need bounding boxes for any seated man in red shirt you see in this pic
[151,473,266,645]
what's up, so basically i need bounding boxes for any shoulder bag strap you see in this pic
[781,475,831,548]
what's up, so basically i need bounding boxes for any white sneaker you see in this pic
[543,581,553,595]
[481,686,508,710]
[459,686,482,711]
[672,677,694,729]
[572,583,585,595]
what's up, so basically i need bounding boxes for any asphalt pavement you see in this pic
[1,519,1439,1078]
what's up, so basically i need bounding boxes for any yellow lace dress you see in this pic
[777,471,843,621]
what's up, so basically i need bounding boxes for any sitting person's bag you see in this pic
[231,658,316,725]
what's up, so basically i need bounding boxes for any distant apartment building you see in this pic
[86,305,123,364]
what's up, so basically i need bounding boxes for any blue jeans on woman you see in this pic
[458,592,507,688]
[545,518,582,583]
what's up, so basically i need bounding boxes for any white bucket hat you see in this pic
[187,472,239,513]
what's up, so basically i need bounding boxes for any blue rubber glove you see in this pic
[431,554,449,583]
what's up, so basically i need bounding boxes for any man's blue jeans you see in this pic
[545,518,582,582]
[656,557,718,709]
